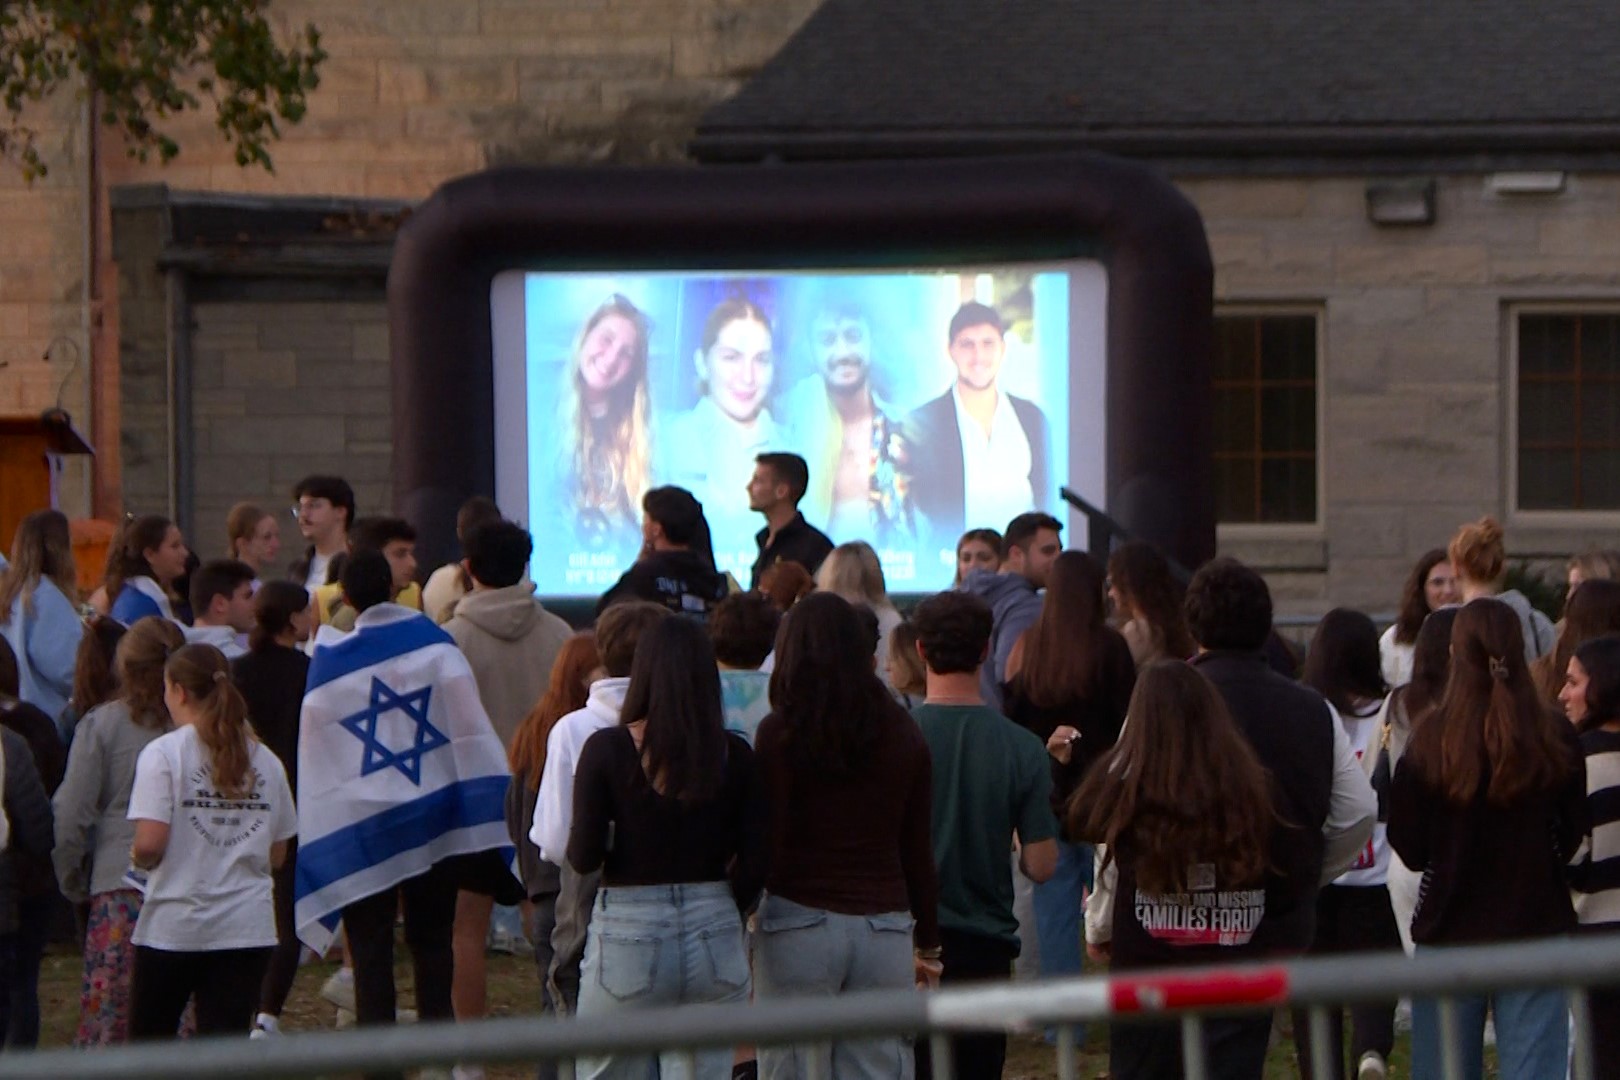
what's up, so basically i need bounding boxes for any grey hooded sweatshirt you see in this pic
[962,569,1044,711]
[446,584,573,746]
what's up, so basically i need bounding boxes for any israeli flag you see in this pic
[294,603,513,952]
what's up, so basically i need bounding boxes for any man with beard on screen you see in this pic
[782,300,921,546]
[904,302,1050,547]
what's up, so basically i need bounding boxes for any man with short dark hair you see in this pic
[902,303,1051,544]
[444,520,571,1036]
[291,475,356,589]
[296,548,514,1054]
[597,487,729,617]
[909,589,1057,1080]
[961,511,1063,710]
[1185,557,1376,941]
[530,601,671,1014]
[317,516,423,631]
[747,452,833,590]
[708,592,780,745]
[183,559,257,658]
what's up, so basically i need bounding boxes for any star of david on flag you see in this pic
[339,676,449,785]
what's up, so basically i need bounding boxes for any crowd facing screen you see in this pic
[491,263,1108,597]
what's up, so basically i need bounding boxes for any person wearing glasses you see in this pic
[288,476,355,591]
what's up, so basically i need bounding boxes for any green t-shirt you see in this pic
[912,702,1058,947]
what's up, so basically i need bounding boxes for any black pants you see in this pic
[260,842,300,1016]
[1111,1014,1274,1080]
[130,946,270,1040]
[1293,884,1402,1080]
[342,860,458,1028]
[916,929,1018,1080]
[0,895,52,1047]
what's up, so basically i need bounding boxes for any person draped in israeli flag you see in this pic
[294,550,514,1029]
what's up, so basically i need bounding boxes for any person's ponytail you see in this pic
[166,644,255,799]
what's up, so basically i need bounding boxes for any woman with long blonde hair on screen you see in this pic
[556,294,653,545]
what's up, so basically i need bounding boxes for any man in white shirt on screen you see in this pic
[903,302,1050,546]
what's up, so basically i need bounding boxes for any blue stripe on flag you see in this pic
[295,775,510,900]
[305,613,454,693]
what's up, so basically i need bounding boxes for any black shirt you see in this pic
[1002,628,1136,819]
[1190,650,1335,952]
[749,513,834,590]
[597,549,729,618]
[1388,723,1589,946]
[567,726,766,910]
[231,644,310,794]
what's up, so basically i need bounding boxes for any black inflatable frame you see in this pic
[389,154,1215,586]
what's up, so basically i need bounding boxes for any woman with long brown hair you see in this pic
[106,515,189,627]
[1002,550,1134,993]
[1105,540,1195,665]
[0,509,82,726]
[60,616,127,745]
[1378,549,1457,688]
[50,616,183,1045]
[126,644,294,1040]
[504,631,598,1001]
[1532,578,1620,705]
[1388,598,1589,1080]
[1073,660,1277,1079]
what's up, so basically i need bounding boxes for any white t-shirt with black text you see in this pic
[127,724,296,951]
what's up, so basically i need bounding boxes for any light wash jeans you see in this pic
[1030,839,1092,1044]
[1410,979,1567,1080]
[754,894,917,1080]
[576,882,750,1080]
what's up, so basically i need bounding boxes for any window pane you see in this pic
[1518,448,1577,510]
[1260,317,1316,382]
[1213,387,1256,454]
[1259,457,1317,523]
[1259,387,1315,453]
[1579,450,1620,510]
[1520,316,1577,377]
[1215,457,1257,523]
[1214,318,1257,382]
[1584,316,1620,376]
[1581,379,1620,445]
[1520,379,1576,446]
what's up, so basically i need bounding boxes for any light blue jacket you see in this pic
[2,576,82,722]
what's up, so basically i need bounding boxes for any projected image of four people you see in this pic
[534,270,1069,592]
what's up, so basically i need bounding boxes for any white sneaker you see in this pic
[251,1013,281,1039]
[452,1066,487,1080]
[321,968,357,1012]
[1357,1051,1387,1079]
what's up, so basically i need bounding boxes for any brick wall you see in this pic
[187,298,391,550]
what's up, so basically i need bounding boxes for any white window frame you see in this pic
[1211,303,1326,544]
[1507,301,1620,527]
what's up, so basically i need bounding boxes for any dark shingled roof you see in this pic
[693,1,1620,170]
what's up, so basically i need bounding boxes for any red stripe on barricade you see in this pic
[1108,968,1291,1014]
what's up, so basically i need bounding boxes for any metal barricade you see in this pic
[3,935,1619,1080]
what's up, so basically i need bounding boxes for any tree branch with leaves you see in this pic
[0,0,325,179]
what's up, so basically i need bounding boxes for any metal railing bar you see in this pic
[1179,1014,1209,1080]
[928,1032,954,1080]
[1438,998,1464,1080]
[1054,1023,1077,1080]
[1307,1006,1333,1080]
[6,937,1620,1080]
[1570,986,1594,1080]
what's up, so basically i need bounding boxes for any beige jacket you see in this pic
[445,585,572,747]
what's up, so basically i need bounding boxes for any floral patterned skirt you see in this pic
[76,889,196,1046]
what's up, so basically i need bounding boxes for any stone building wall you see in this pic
[1182,173,1620,613]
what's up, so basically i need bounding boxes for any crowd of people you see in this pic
[0,458,1617,1080]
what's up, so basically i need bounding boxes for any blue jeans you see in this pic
[1032,840,1092,1042]
[576,883,751,1080]
[1410,982,1567,1080]
[754,894,916,1080]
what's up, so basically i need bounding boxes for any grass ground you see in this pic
[34,944,1435,1078]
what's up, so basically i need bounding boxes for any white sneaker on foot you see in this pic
[321,968,357,1012]
[251,1013,281,1039]
[1357,1050,1388,1079]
